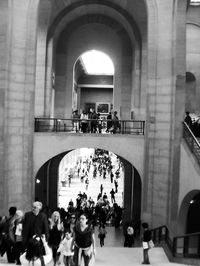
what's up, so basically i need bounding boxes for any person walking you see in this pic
[14,210,24,265]
[71,213,96,266]
[98,224,107,247]
[1,206,17,263]
[57,229,74,266]
[22,201,49,250]
[20,235,52,266]
[48,211,64,266]
[110,189,115,204]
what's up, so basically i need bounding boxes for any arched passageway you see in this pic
[35,148,141,231]
[178,190,200,235]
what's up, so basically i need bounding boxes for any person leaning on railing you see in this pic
[72,110,80,132]
[112,111,120,134]
[80,111,88,133]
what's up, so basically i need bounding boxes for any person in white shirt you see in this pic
[57,229,74,266]
[20,235,52,266]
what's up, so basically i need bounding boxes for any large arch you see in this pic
[35,0,147,120]
[35,148,142,227]
[177,190,200,235]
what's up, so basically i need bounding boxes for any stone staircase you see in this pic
[0,226,193,266]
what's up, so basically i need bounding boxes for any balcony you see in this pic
[34,117,145,135]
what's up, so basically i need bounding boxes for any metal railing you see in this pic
[34,117,145,135]
[183,122,200,164]
[151,225,200,259]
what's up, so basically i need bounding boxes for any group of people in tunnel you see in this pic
[63,149,122,205]
[72,109,121,134]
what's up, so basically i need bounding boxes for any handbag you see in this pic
[148,239,154,249]
[142,241,149,249]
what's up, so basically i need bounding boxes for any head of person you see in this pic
[25,236,43,261]
[70,214,76,223]
[79,213,89,226]
[32,201,43,216]
[9,206,17,217]
[64,229,72,239]
[142,222,149,229]
[51,211,60,223]
[15,210,24,221]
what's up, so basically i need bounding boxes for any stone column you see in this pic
[143,0,183,229]
[0,0,39,215]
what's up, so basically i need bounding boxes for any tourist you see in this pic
[71,213,96,266]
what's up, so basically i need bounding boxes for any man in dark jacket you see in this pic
[22,201,49,249]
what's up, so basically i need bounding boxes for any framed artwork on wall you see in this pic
[96,102,110,114]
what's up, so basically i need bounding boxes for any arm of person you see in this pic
[70,235,75,251]
[41,235,52,265]
[92,233,96,255]
[57,239,64,253]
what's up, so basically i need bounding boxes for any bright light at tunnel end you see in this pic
[81,50,114,75]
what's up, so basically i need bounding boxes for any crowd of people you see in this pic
[0,150,153,265]
[0,192,124,266]
[0,199,152,265]
[72,109,121,134]
[60,149,123,207]
[0,200,97,266]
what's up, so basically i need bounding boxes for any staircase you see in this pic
[0,226,193,266]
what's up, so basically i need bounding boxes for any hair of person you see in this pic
[34,201,43,210]
[51,211,60,220]
[9,206,17,216]
[25,237,43,261]
[64,228,72,234]
[16,210,24,217]
[142,222,149,229]
[79,212,89,220]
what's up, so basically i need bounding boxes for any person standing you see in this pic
[71,213,96,266]
[22,201,49,250]
[80,111,88,133]
[184,111,192,128]
[112,111,120,134]
[106,112,112,133]
[142,222,151,264]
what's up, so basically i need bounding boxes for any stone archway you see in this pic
[177,189,200,235]
[35,148,141,227]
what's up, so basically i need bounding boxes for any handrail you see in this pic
[150,225,200,259]
[183,122,200,164]
[34,117,145,135]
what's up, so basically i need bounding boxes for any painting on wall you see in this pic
[96,102,110,114]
